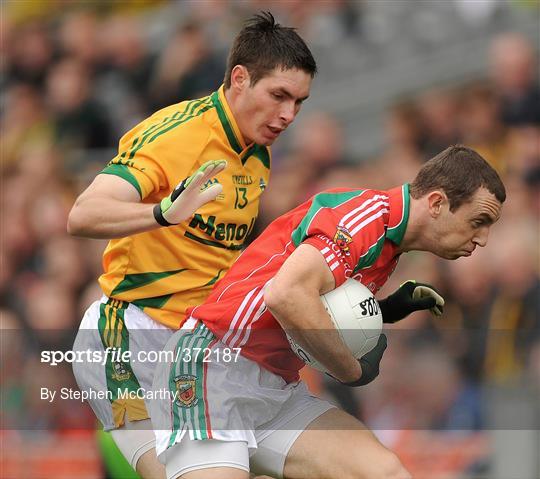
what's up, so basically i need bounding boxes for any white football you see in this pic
[287,279,383,373]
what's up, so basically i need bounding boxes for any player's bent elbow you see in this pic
[66,208,80,236]
[66,205,90,237]
[263,283,290,321]
[263,283,280,312]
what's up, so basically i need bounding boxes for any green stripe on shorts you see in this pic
[98,301,142,402]
[168,329,192,447]
[167,323,216,447]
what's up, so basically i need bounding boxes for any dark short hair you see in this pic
[410,145,506,211]
[224,12,317,89]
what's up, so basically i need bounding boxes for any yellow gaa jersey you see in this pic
[98,86,271,329]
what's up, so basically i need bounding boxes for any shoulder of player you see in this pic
[313,188,389,212]
[324,188,390,234]
[118,98,214,145]
[138,104,218,157]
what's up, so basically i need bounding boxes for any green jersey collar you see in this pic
[211,86,245,155]
[386,184,410,246]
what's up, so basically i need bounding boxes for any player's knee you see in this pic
[376,451,411,479]
[345,450,409,479]
[178,468,249,479]
[136,448,166,478]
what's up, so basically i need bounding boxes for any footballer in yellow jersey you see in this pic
[98,86,270,329]
[70,12,317,478]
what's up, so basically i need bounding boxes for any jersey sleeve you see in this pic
[299,191,389,287]
[101,148,166,200]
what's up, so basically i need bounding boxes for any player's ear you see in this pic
[427,190,447,218]
[230,65,250,92]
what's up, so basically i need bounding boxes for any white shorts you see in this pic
[150,318,335,478]
[72,296,174,430]
[110,418,157,469]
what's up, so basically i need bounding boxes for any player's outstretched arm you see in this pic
[264,243,363,384]
[378,280,445,323]
[67,160,226,239]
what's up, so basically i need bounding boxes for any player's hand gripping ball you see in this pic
[287,279,383,374]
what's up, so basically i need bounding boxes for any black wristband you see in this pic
[153,203,173,227]
[378,298,396,324]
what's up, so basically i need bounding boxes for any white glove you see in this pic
[153,160,227,226]
[412,283,445,316]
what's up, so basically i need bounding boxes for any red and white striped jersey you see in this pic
[188,185,410,382]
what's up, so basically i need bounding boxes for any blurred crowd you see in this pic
[1,1,539,478]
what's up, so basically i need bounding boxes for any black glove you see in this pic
[378,280,444,324]
[342,334,387,387]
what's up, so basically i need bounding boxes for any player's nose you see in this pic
[279,102,296,125]
[473,226,489,247]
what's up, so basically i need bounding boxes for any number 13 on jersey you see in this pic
[234,187,248,209]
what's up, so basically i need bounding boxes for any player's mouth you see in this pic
[266,126,284,139]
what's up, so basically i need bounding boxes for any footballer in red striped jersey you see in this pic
[153,145,505,479]
[189,185,409,383]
